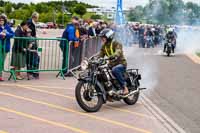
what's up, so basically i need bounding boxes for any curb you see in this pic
[186,54,200,64]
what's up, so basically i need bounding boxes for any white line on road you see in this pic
[141,94,186,133]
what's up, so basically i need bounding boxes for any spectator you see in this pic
[27,12,39,37]
[11,21,29,80]
[138,25,145,48]
[27,12,40,78]
[88,22,97,38]
[26,30,40,80]
[0,14,14,81]
[60,16,80,77]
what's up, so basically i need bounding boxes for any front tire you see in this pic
[123,92,140,105]
[75,81,103,112]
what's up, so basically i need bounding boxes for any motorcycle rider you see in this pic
[163,28,177,53]
[145,26,154,48]
[98,28,129,95]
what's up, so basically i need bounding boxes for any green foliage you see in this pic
[57,12,71,25]
[0,0,93,24]
[0,7,4,14]
[197,52,200,57]
[35,3,50,13]
[90,14,102,20]
[5,3,12,14]
[9,9,31,20]
[128,0,200,25]
[128,6,144,22]
[74,4,87,18]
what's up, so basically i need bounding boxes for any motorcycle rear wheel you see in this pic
[123,91,140,105]
[75,81,104,112]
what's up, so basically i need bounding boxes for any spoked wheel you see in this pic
[123,90,140,105]
[75,81,103,112]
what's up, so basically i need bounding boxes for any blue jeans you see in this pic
[112,64,126,88]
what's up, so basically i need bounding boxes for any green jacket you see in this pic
[99,40,127,67]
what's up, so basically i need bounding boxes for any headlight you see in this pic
[81,60,88,70]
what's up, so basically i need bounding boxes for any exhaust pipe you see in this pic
[139,88,147,90]
[122,88,147,98]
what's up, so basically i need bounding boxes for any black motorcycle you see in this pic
[165,39,173,56]
[75,56,146,112]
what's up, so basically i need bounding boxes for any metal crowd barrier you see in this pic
[68,37,102,71]
[0,36,101,81]
[0,37,69,81]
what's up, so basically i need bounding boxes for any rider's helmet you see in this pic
[99,28,114,42]
[167,28,174,34]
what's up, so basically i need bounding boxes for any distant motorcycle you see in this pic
[75,56,146,112]
[165,39,173,56]
[146,36,154,48]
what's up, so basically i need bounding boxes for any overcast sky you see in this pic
[11,0,200,8]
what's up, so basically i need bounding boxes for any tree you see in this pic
[35,3,50,13]
[57,12,70,25]
[90,15,101,19]
[5,3,12,14]
[128,6,144,22]
[74,4,87,18]
[9,9,31,20]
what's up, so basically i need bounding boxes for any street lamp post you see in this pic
[62,0,64,26]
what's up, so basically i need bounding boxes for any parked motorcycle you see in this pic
[75,56,146,112]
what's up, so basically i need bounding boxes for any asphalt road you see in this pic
[126,47,200,133]
[0,75,169,133]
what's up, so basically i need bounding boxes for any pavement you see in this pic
[0,74,170,133]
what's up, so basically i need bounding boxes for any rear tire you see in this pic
[123,91,140,105]
[75,81,103,112]
[167,52,170,56]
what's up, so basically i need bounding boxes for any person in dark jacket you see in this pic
[138,25,145,48]
[11,21,29,80]
[88,22,97,38]
[0,14,14,81]
[27,12,40,78]
[60,16,80,77]
[27,12,39,37]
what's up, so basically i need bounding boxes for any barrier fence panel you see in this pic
[0,37,69,81]
[0,36,101,81]
[68,37,102,71]
[81,37,101,59]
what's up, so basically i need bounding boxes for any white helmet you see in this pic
[99,28,114,40]
[168,28,174,33]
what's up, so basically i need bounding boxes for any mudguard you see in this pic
[78,77,107,103]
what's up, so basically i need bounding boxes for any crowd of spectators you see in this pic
[0,11,180,80]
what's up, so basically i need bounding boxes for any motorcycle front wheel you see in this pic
[75,81,104,112]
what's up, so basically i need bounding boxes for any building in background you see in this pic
[87,7,116,20]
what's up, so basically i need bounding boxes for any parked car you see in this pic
[47,22,57,29]
[36,22,48,29]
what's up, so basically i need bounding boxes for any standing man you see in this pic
[27,12,40,79]
[138,25,145,48]
[27,12,39,37]
[60,16,80,77]
[88,22,97,38]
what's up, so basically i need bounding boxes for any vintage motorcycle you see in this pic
[165,39,174,56]
[74,56,146,112]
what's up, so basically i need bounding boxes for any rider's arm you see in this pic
[99,45,105,58]
[112,42,123,58]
